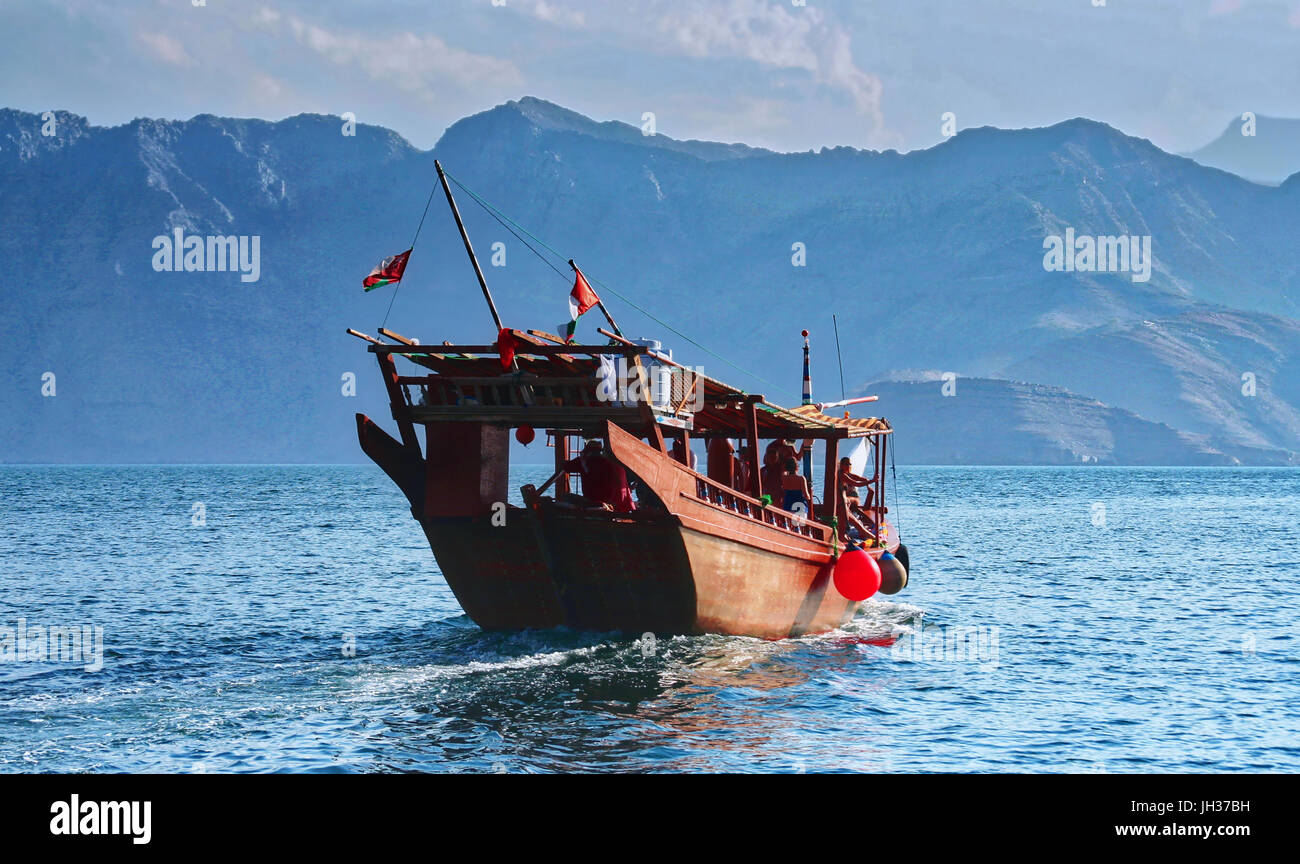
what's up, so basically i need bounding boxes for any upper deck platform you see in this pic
[368,328,891,440]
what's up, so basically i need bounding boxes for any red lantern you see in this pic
[515,425,535,445]
[833,549,881,601]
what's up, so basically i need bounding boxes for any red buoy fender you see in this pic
[832,549,881,601]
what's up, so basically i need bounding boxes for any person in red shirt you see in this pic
[564,440,636,512]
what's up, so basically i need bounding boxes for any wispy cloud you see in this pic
[4,0,1296,156]
[257,10,522,101]
[137,31,196,68]
[522,0,587,28]
[655,0,883,129]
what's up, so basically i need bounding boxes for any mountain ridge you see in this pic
[1186,114,1300,185]
[2,99,1297,464]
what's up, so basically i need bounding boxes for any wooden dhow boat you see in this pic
[349,163,910,640]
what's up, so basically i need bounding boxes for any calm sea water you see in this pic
[1,465,1296,773]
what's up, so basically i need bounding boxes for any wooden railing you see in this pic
[395,374,601,410]
[369,343,650,357]
[689,473,828,541]
[378,339,699,423]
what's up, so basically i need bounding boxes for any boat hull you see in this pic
[420,509,858,638]
[359,412,873,639]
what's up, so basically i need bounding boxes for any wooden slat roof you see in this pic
[372,331,891,439]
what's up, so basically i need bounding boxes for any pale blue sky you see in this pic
[2,0,1298,153]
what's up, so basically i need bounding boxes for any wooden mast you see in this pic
[435,160,504,333]
[745,395,764,501]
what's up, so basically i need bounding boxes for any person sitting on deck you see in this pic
[779,457,814,518]
[842,491,878,543]
[837,456,874,508]
[563,440,636,513]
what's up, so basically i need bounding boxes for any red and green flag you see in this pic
[362,249,412,291]
[562,267,600,341]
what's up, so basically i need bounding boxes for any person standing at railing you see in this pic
[707,437,735,487]
[731,441,750,499]
[763,438,810,499]
[779,458,814,519]
[738,445,756,496]
[766,438,810,469]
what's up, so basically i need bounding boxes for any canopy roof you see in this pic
[368,329,890,440]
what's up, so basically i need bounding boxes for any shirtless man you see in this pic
[779,458,815,518]
[837,456,874,507]
[766,437,811,468]
[836,456,875,540]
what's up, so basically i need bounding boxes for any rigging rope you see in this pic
[890,435,903,541]
[447,177,570,282]
[832,313,846,401]
[443,170,798,402]
[381,181,440,330]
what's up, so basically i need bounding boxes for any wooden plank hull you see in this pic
[420,510,857,638]
[358,413,873,639]
[420,509,694,633]
[680,527,858,638]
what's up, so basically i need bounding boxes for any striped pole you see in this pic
[801,329,813,481]
[801,329,812,405]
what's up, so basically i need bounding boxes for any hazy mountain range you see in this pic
[2,97,1298,464]
[1187,115,1300,186]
